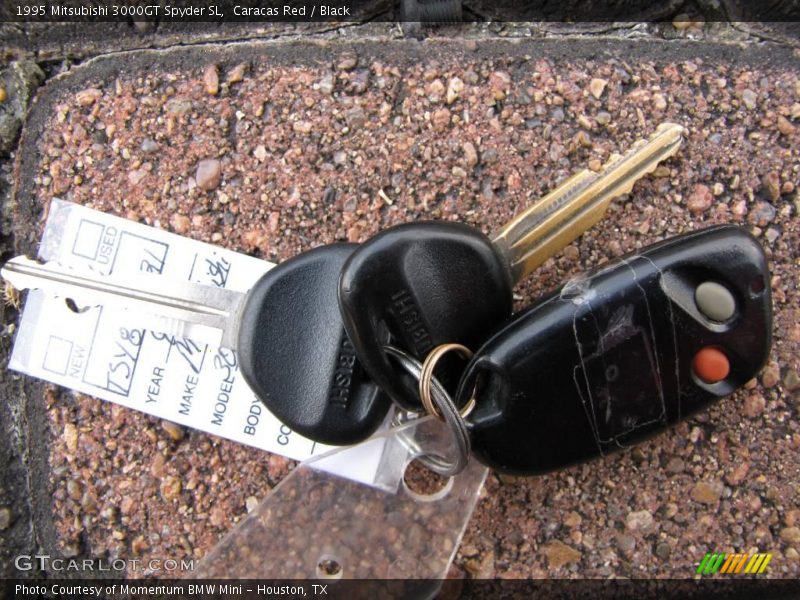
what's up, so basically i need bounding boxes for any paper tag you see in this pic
[9,200,386,485]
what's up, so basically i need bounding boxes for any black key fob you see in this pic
[455,225,772,475]
[237,245,391,446]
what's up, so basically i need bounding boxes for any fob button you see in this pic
[695,281,736,322]
[693,347,730,383]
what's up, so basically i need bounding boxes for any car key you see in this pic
[452,225,772,475]
[2,244,390,445]
[339,123,685,410]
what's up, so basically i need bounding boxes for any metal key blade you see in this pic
[1,256,244,347]
[493,122,684,282]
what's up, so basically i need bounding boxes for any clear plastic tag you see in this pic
[194,415,488,585]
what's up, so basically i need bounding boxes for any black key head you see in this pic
[237,244,391,445]
[456,225,772,475]
[338,222,514,410]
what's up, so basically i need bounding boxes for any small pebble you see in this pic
[596,111,611,126]
[195,158,221,191]
[750,201,776,226]
[318,73,334,95]
[446,77,464,104]
[432,108,451,130]
[348,70,369,95]
[160,476,182,501]
[655,542,671,559]
[0,507,11,530]
[743,392,766,418]
[293,120,313,134]
[625,509,654,531]
[120,497,134,514]
[347,224,362,242]
[666,457,685,473]
[464,549,494,578]
[616,533,636,555]
[128,169,147,186]
[761,361,780,388]
[653,93,667,110]
[337,53,358,71]
[226,63,247,84]
[131,535,148,555]
[66,479,81,500]
[589,78,607,100]
[210,508,226,527]
[161,420,185,441]
[64,423,78,452]
[691,481,722,504]
[765,228,780,244]
[0,87,6,103]
[672,14,692,30]
[741,89,757,110]
[426,79,445,102]
[783,369,800,391]
[489,71,511,101]
[267,454,289,479]
[463,141,478,167]
[563,245,580,261]
[141,138,159,153]
[564,511,582,528]
[345,107,367,129]
[726,462,750,486]
[245,496,259,512]
[542,540,582,568]
[166,98,192,115]
[687,184,713,213]
[780,527,800,544]
[763,172,781,202]
[76,88,102,106]
[778,116,796,136]
[204,65,219,96]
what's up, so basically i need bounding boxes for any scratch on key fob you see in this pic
[455,225,772,475]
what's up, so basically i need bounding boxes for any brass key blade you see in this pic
[493,122,684,282]
[2,256,243,346]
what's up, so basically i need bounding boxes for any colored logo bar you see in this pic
[697,552,772,575]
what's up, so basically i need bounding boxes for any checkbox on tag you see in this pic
[71,219,105,261]
[42,336,73,376]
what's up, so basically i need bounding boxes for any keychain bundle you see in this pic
[2,122,773,583]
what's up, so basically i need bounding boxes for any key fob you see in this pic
[455,225,772,475]
[237,244,391,446]
[338,222,513,410]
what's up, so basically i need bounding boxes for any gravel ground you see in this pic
[7,37,800,583]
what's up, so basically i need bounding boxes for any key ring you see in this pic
[384,345,471,477]
[419,343,477,421]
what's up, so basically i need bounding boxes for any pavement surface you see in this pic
[1,21,799,594]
